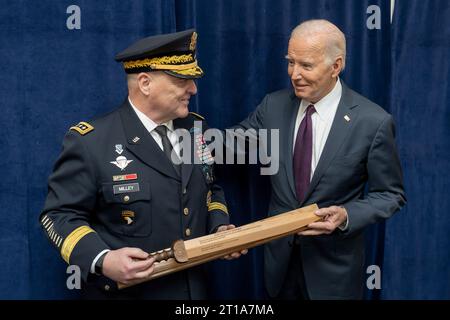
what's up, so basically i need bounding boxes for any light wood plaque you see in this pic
[118,203,319,289]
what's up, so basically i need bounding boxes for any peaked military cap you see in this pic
[115,29,203,79]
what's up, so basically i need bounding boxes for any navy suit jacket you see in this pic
[236,83,406,299]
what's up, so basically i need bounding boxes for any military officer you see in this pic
[40,29,242,299]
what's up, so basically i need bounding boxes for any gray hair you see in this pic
[291,19,346,70]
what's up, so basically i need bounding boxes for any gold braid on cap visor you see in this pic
[123,53,199,71]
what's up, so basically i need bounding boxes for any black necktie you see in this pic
[154,125,181,175]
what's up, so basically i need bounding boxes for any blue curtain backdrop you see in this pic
[0,0,447,299]
[382,0,450,299]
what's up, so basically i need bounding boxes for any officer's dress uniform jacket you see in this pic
[40,101,229,299]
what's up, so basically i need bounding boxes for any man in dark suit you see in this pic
[40,29,242,299]
[234,19,406,299]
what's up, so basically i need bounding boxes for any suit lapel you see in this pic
[284,91,302,199]
[118,101,180,181]
[301,84,359,204]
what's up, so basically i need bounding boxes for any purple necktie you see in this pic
[293,104,316,202]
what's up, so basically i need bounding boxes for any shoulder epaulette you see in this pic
[189,112,205,120]
[70,121,94,135]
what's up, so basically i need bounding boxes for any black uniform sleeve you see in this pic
[39,130,109,282]
[207,183,230,233]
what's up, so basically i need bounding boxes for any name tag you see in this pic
[113,183,140,194]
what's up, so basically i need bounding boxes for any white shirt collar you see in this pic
[300,78,342,121]
[128,97,174,133]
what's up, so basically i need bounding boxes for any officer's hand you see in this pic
[102,247,155,284]
[216,224,248,260]
[297,206,348,236]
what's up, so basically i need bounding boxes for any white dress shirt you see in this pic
[293,79,342,181]
[128,97,181,158]
[292,79,348,230]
